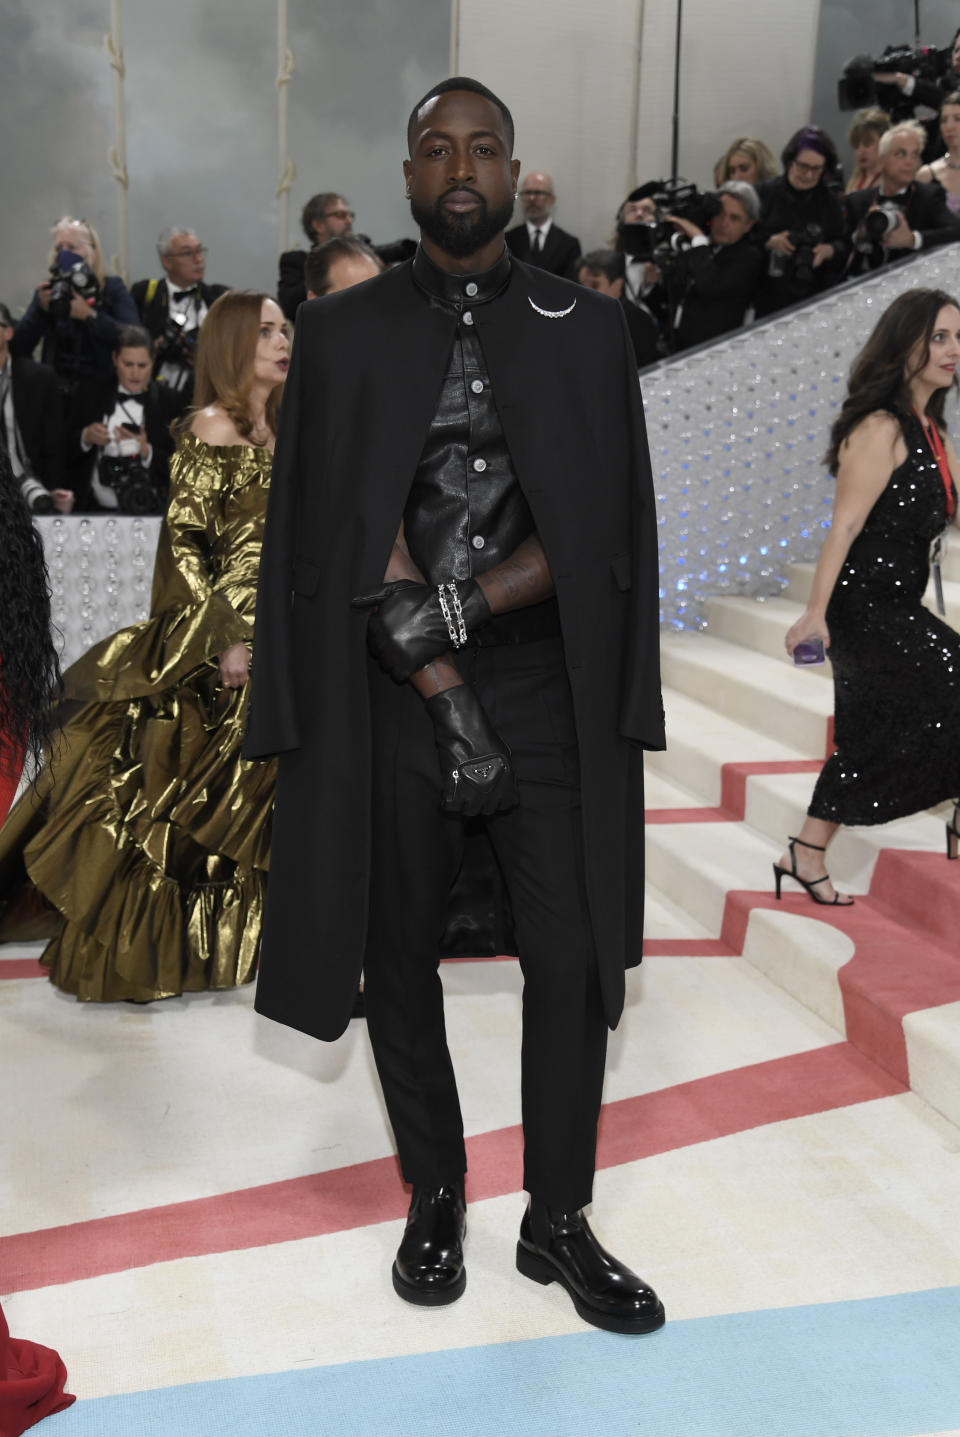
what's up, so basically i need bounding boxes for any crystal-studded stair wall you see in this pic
[642,248,960,629]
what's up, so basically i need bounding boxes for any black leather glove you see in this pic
[425,685,518,816]
[351,578,492,682]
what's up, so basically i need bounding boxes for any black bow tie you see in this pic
[172,288,198,303]
[117,391,144,403]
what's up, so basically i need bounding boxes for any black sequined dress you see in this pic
[808,411,960,826]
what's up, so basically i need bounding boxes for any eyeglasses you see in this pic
[168,245,207,258]
[791,159,825,177]
[520,189,553,199]
[324,209,355,221]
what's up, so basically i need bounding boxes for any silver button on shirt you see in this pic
[473,457,487,472]
[472,535,485,549]
[471,379,484,394]
[462,311,474,325]
[465,282,479,297]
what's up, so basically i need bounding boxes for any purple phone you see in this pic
[793,638,825,666]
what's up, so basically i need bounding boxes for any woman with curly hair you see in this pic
[0,452,74,1431]
[778,289,960,901]
[0,290,289,1001]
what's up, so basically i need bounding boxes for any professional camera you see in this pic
[155,310,198,369]
[618,179,723,264]
[838,43,947,112]
[854,201,904,252]
[767,223,824,283]
[47,251,99,323]
[20,474,55,515]
[98,454,164,515]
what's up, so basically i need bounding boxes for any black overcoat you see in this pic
[244,256,664,1042]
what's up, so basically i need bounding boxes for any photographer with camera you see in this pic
[657,182,764,351]
[70,325,176,514]
[10,217,138,396]
[844,121,960,276]
[132,227,229,411]
[0,302,71,515]
[866,28,960,122]
[754,128,846,318]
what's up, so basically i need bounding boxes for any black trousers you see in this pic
[363,638,608,1211]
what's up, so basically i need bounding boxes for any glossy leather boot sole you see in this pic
[516,1241,666,1335]
[391,1259,466,1306]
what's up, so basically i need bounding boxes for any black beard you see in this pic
[411,189,515,260]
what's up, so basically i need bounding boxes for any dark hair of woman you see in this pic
[0,448,62,781]
[781,125,839,179]
[183,289,282,442]
[824,287,960,473]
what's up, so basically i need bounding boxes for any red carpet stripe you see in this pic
[0,958,46,980]
[0,1041,901,1295]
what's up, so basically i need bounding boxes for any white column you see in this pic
[104,0,129,282]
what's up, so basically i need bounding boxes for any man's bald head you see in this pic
[518,171,556,225]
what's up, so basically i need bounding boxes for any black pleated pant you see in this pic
[363,637,608,1211]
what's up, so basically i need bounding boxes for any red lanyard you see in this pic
[912,408,956,520]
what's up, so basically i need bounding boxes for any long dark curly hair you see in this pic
[0,448,62,781]
[825,288,960,474]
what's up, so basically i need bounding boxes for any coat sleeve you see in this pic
[613,306,666,751]
[242,306,308,759]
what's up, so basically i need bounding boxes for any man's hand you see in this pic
[811,242,835,269]
[82,421,111,447]
[662,213,704,240]
[766,231,796,255]
[881,210,916,249]
[218,641,251,689]
[351,578,491,682]
[50,488,75,514]
[425,685,518,816]
[69,292,93,322]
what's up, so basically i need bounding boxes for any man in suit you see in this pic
[131,228,228,405]
[576,249,661,366]
[0,301,69,513]
[277,192,355,320]
[505,170,581,278]
[246,77,665,1335]
[844,121,960,274]
[68,324,177,513]
[660,181,764,351]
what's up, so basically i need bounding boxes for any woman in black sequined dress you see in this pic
[778,288,960,903]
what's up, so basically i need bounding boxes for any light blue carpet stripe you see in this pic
[54,1286,960,1437]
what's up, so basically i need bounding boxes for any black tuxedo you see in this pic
[68,375,178,512]
[130,277,229,344]
[506,222,582,279]
[5,357,64,488]
[843,181,960,273]
[673,237,764,351]
[246,255,663,1046]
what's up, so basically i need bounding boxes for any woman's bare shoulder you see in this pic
[846,411,902,446]
[189,406,244,445]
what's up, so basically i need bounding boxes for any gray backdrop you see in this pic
[0,0,449,313]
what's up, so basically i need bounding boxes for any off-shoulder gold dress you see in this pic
[0,433,275,1001]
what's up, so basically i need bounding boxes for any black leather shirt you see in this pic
[404,245,536,584]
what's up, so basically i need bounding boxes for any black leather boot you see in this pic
[392,1185,467,1306]
[516,1200,665,1334]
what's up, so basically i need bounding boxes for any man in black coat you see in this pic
[131,227,228,407]
[505,170,581,278]
[277,192,356,320]
[844,121,960,275]
[661,182,763,351]
[245,78,665,1334]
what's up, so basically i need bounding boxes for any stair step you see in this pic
[660,632,831,756]
[904,1000,960,1131]
[649,687,807,807]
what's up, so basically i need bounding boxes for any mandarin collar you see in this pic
[412,243,512,309]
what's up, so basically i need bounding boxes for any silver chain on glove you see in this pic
[437,582,468,649]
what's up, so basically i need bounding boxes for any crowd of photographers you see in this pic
[5,27,960,521]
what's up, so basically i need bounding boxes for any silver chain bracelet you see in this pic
[437,582,468,649]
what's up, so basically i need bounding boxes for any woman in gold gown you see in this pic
[0,290,290,1001]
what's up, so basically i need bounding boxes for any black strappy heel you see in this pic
[947,803,960,861]
[773,836,854,906]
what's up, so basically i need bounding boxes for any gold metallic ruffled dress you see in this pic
[0,433,275,1001]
